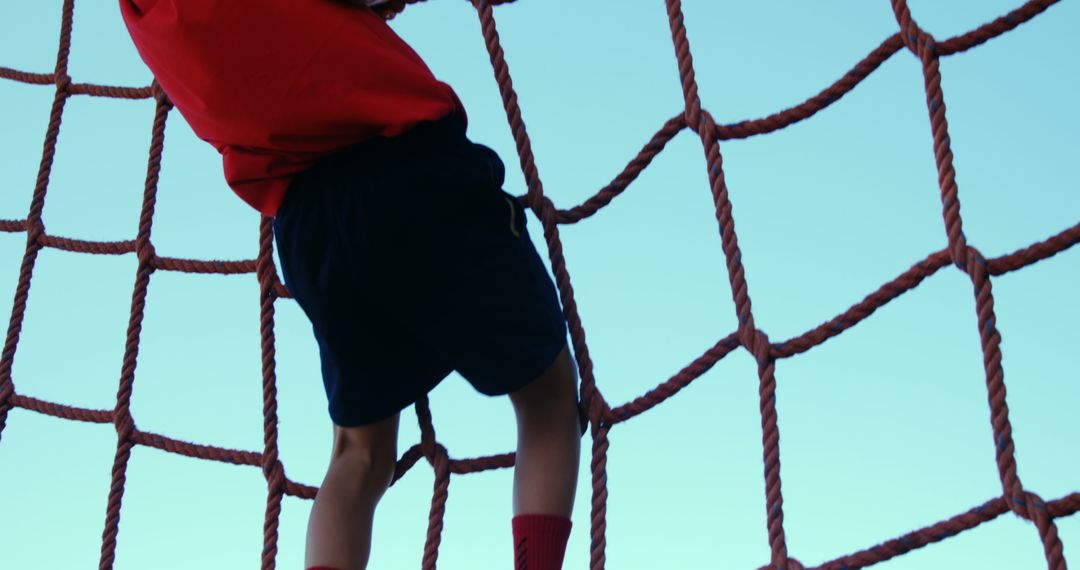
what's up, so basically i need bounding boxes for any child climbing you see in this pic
[119,1,584,568]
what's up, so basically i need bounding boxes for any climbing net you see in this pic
[1,0,1078,568]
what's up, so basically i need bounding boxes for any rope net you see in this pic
[1,0,1077,568]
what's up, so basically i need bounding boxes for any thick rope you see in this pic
[0,0,1076,568]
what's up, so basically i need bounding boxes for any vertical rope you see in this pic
[889,1,1065,567]
[662,1,795,567]
[258,216,284,570]
[99,80,171,569]
[471,1,614,567]
[0,0,76,445]
[416,395,451,570]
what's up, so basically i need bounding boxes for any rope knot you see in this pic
[150,79,173,109]
[113,411,135,441]
[1009,490,1049,522]
[55,73,72,95]
[430,444,450,471]
[960,245,984,276]
[890,0,937,58]
[537,195,557,227]
[0,384,12,410]
[27,221,46,249]
[740,328,772,365]
[684,104,703,135]
[136,241,156,267]
[262,460,286,493]
[701,110,718,141]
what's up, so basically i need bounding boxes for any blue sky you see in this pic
[0,1,1077,568]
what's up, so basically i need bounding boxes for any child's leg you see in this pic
[305,413,400,570]
[508,342,581,517]
[507,342,580,569]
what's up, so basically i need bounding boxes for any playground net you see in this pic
[1,0,1078,568]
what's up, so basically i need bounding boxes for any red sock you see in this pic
[512,513,572,570]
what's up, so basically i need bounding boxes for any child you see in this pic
[119,1,584,568]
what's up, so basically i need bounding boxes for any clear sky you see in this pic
[1,1,1077,569]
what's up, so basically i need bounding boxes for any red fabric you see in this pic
[118,0,466,217]
[512,514,573,570]
[305,567,341,570]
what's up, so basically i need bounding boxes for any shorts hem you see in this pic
[479,334,569,398]
[329,374,448,427]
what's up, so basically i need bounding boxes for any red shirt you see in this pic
[119,0,467,217]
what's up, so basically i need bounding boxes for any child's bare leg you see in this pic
[509,342,581,517]
[305,413,400,570]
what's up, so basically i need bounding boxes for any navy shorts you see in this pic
[273,113,569,426]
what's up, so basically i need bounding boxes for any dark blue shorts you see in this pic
[273,113,569,426]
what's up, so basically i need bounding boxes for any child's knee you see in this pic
[331,413,400,468]
[509,344,577,411]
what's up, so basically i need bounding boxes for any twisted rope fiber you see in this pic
[0,0,1077,568]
